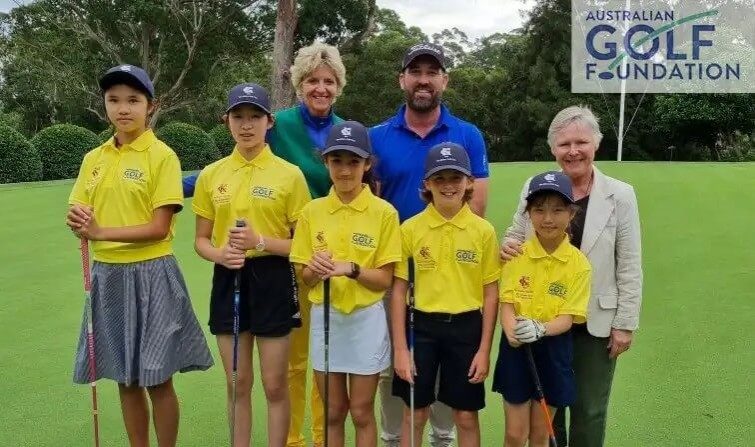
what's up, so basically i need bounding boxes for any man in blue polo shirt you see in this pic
[373,42,490,447]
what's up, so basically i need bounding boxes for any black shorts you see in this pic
[392,309,485,411]
[208,255,301,337]
[491,330,575,407]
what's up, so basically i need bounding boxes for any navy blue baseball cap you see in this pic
[526,171,575,203]
[226,83,272,114]
[402,42,446,71]
[424,142,471,179]
[322,121,372,158]
[99,64,155,98]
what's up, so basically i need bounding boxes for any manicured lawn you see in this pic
[1,162,752,446]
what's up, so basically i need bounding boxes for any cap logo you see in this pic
[120,65,132,72]
[410,43,441,55]
[440,147,452,157]
[544,173,556,182]
[242,86,254,95]
[341,127,352,137]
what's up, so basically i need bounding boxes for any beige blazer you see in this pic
[504,166,643,337]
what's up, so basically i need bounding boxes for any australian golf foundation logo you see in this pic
[572,0,754,93]
[314,231,328,251]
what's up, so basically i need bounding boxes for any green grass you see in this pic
[1,162,753,446]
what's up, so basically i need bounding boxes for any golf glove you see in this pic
[514,318,546,343]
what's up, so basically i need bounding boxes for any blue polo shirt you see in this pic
[369,104,489,222]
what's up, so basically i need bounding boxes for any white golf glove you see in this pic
[514,318,546,344]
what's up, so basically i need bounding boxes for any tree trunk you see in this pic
[270,0,297,111]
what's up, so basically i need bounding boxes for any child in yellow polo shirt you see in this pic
[65,65,213,445]
[192,83,311,446]
[290,121,401,447]
[391,142,500,447]
[492,171,592,447]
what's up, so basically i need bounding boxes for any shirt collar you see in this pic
[229,144,275,171]
[425,202,472,229]
[527,234,572,262]
[325,185,373,213]
[299,102,333,130]
[391,103,452,133]
[107,129,156,152]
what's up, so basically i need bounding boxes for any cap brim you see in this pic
[424,165,471,179]
[99,72,154,98]
[226,101,271,115]
[526,186,575,203]
[322,145,370,158]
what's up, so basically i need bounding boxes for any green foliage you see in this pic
[30,124,100,180]
[208,124,235,157]
[0,125,42,183]
[0,110,23,133]
[156,122,220,170]
[98,127,114,143]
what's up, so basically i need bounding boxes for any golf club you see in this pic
[525,345,558,447]
[323,277,331,447]
[230,219,245,447]
[79,238,100,447]
[407,257,416,447]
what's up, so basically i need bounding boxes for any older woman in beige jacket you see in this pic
[501,105,643,447]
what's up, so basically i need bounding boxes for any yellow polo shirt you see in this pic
[394,204,501,314]
[290,186,401,314]
[500,235,591,323]
[68,129,183,263]
[192,145,310,257]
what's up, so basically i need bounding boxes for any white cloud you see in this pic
[376,0,536,40]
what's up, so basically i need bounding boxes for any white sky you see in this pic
[1,0,534,39]
[377,0,535,39]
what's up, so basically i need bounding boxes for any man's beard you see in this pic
[405,88,441,113]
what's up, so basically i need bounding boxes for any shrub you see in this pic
[98,127,114,144]
[30,124,100,180]
[208,124,235,157]
[0,126,42,183]
[156,122,221,170]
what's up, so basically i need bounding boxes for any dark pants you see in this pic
[554,325,617,447]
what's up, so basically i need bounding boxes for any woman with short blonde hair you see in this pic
[269,41,349,447]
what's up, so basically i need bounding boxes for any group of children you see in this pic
[66,64,592,447]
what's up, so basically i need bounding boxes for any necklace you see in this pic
[574,169,594,199]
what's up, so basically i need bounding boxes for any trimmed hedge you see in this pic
[157,122,221,170]
[98,127,114,144]
[0,126,42,183]
[31,124,100,180]
[208,124,235,157]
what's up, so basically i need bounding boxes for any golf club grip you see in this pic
[80,238,91,291]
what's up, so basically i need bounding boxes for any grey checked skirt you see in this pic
[73,255,213,387]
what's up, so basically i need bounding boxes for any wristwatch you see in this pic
[254,235,266,252]
[346,262,361,279]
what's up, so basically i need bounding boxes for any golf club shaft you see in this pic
[230,219,245,447]
[80,238,100,447]
[408,258,415,447]
[323,278,331,447]
[525,345,558,447]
